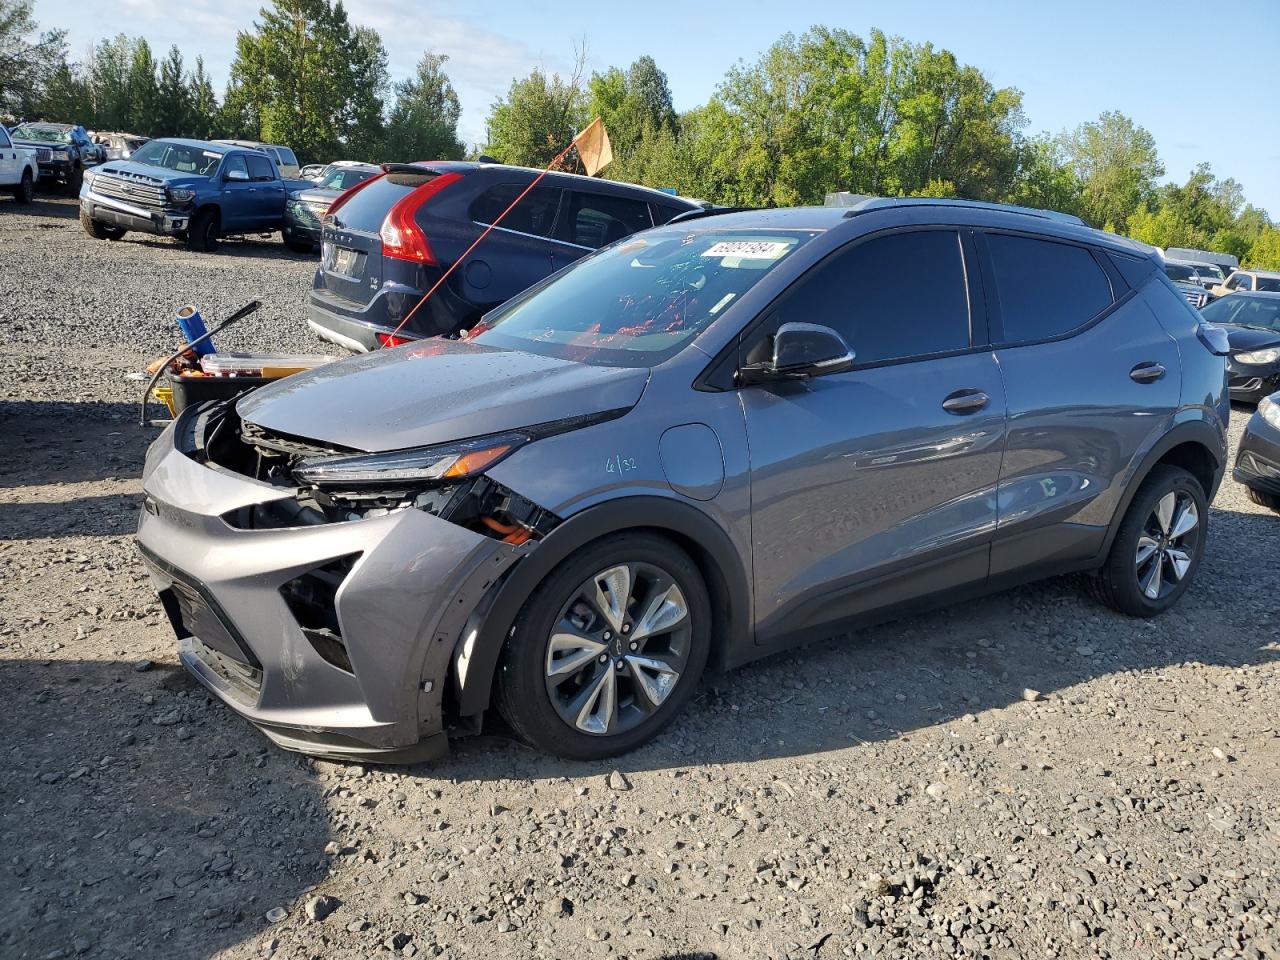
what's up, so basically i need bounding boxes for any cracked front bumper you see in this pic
[136,415,522,762]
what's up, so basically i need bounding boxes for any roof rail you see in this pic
[837,195,1086,226]
[666,205,759,225]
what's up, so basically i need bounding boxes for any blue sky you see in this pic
[45,0,1280,215]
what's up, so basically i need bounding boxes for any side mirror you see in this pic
[740,322,855,384]
[224,168,249,182]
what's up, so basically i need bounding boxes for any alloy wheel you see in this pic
[1135,490,1200,601]
[543,562,692,737]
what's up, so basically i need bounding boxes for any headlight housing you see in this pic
[1259,396,1280,429]
[168,186,196,203]
[293,432,527,489]
[1235,347,1280,365]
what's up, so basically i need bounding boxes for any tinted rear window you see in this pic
[329,174,425,232]
[1110,252,1156,289]
[986,233,1113,343]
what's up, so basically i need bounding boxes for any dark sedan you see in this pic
[1234,392,1280,512]
[1199,292,1280,404]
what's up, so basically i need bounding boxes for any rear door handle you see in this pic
[1130,362,1166,383]
[942,389,990,414]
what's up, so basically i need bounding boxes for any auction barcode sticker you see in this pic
[701,240,792,259]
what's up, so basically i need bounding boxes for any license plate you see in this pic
[323,242,360,277]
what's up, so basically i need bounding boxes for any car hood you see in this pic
[13,137,70,151]
[91,160,206,186]
[1222,324,1280,352]
[296,186,341,204]
[236,338,650,452]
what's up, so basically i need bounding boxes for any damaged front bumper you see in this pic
[136,408,531,763]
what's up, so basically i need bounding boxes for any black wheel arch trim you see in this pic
[1099,417,1225,560]
[452,495,751,718]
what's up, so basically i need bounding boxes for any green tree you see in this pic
[1006,134,1083,217]
[1247,228,1280,270]
[87,35,135,130]
[153,46,192,136]
[37,56,88,121]
[587,55,676,161]
[0,0,67,118]
[383,52,464,162]
[225,0,389,162]
[1059,111,1163,232]
[124,39,159,135]
[485,55,587,167]
[186,57,220,139]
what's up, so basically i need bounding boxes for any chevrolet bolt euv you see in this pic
[138,198,1230,762]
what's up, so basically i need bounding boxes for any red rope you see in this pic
[383,139,580,344]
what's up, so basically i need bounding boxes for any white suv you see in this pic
[0,127,38,203]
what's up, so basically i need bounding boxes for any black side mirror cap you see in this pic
[740,322,855,384]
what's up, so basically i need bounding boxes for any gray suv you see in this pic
[137,198,1230,763]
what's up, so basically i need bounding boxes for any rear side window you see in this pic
[985,233,1112,343]
[245,154,275,181]
[775,229,971,365]
[273,147,298,167]
[1110,252,1156,289]
[330,173,426,232]
[469,183,561,237]
[560,192,653,248]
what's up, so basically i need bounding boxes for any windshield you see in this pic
[1202,296,1280,330]
[469,228,819,367]
[1192,263,1225,280]
[1164,263,1198,282]
[318,167,376,191]
[12,125,69,144]
[128,140,223,176]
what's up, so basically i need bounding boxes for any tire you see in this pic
[1094,465,1208,617]
[495,532,711,760]
[1246,486,1280,512]
[186,208,219,252]
[63,164,83,196]
[14,170,33,204]
[79,207,126,241]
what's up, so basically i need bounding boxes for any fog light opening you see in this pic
[280,554,361,673]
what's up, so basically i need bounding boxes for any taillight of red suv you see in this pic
[379,172,463,264]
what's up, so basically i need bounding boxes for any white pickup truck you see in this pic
[0,126,38,203]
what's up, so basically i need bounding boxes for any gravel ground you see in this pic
[1,196,1278,960]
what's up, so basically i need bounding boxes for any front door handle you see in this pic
[942,389,990,414]
[1130,361,1166,383]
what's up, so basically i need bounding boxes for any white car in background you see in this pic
[0,127,38,203]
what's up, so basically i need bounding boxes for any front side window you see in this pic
[986,233,1113,343]
[560,192,653,248]
[220,155,249,180]
[245,154,275,181]
[0,129,10,148]
[470,227,818,367]
[770,230,971,365]
[469,183,561,238]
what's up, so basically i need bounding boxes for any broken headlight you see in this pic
[293,432,527,490]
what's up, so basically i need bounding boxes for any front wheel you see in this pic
[1246,486,1280,513]
[186,208,219,252]
[1094,465,1207,617]
[496,533,711,760]
[79,207,125,240]
[63,165,82,196]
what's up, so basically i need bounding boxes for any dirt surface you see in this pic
[1,197,1278,960]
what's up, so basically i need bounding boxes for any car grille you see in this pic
[1180,287,1207,309]
[91,171,170,211]
[34,147,51,162]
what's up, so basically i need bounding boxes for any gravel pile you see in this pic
[1,197,1277,960]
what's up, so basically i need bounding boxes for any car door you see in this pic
[977,231,1181,577]
[547,190,655,271]
[0,128,16,183]
[244,153,285,229]
[740,228,1007,642]
[217,155,255,230]
[460,181,561,308]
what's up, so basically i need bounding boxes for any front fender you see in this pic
[451,495,752,718]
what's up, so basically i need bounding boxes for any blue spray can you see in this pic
[176,305,215,356]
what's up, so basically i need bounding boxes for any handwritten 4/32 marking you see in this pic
[605,454,637,475]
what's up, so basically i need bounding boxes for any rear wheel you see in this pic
[14,170,33,204]
[186,208,219,252]
[495,533,711,760]
[1246,486,1280,512]
[1094,465,1207,617]
[79,207,126,240]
